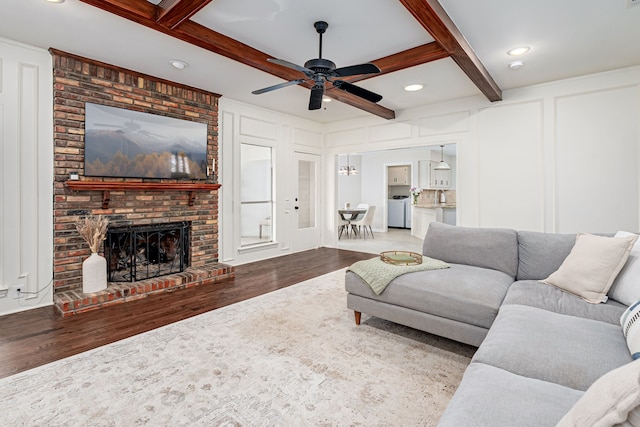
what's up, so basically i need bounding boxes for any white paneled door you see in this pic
[293,152,321,252]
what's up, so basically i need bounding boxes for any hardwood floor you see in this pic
[0,248,374,380]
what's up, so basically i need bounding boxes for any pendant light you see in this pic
[338,154,358,176]
[434,145,451,170]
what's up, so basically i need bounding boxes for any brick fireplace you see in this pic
[51,50,234,316]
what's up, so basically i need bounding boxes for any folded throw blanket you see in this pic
[348,256,449,295]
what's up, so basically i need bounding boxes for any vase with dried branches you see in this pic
[76,215,109,293]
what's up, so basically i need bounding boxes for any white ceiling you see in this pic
[1,0,639,123]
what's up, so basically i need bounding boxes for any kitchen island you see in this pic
[411,204,457,238]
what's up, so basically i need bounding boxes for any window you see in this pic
[240,143,273,247]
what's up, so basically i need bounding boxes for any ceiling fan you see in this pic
[252,21,383,110]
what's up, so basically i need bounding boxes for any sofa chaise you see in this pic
[345,222,640,426]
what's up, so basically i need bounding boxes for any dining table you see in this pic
[338,208,367,239]
[338,208,367,221]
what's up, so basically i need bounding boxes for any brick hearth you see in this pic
[55,263,234,316]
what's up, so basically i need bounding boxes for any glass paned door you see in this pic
[293,152,320,251]
[297,159,315,230]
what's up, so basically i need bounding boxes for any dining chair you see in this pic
[351,205,376,239]
[337,212,350,239]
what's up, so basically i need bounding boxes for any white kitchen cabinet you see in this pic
[418,161,451,189]
[388,166,410,186]
[418,161,430,188]
[411,207,437,238]
[433,167,451,189]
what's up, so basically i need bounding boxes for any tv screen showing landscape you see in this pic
[84,103,208,180]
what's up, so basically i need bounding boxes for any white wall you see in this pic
[219,98,325,265]
[323,65,640,246]
[0,38,53,315]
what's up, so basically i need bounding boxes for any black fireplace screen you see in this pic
[105,222,189,282]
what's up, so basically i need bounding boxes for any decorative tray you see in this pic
[380,251,423,266]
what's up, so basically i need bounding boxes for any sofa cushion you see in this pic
[502,280,627,325]
[345,263,513,330]
[423,222,519,278]
[437,363,583,427]
[516,231,577,280]
[541,233,638,304]
[557,359,640,427]
[472,304,632,391]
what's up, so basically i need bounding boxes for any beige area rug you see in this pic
[0,269,475,426]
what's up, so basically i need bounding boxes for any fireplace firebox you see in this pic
[106,222,189,282]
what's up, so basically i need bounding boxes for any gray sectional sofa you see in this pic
[345,222,638,426]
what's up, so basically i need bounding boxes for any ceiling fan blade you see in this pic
[333,63,381,77]
[308,85,324,110]
[252,78,306,95]
[333,80,383,103]
[267,58,315,77]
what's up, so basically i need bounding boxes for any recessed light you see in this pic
[45,0,65,3]
[169,59,188,70]
[404,84,423,92]
[508,60,524,70]
[507,46,530,56]
[322,97,332,102]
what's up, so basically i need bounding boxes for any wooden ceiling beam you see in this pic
[323,89,396,120]
[79,0,156,22]
[336,42,450,85]
[399,0,502,102]
[372,42,450,76]
[155,0,213,29]
[78,0,397,119]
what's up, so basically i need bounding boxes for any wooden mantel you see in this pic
[65,181,221,209]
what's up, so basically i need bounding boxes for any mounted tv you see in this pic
[84,103,208,180]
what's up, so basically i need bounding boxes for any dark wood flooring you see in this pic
[0,248,374,379]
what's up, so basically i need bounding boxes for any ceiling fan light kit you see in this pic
[252,21,384,111]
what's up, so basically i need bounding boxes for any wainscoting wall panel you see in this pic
[326,127,367,147]
[0,39,53,315]
[369,121,412,142]
[418,111,470,137]
[292,127,322,148]
[476,100,545,231]
[239,115,277,140]
[555,85,640,233]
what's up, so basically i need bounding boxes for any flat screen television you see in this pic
[84,103,208,180]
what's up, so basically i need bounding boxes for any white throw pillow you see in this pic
[542,233,638,304]
[556,359,640,427]
[609,231,640,306]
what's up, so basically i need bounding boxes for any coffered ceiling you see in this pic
[2,0,640,123]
